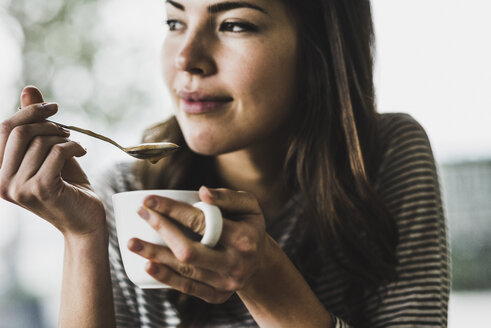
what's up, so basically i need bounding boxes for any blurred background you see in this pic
[0,0,489,326]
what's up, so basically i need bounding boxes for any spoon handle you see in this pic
[47,120,126,151]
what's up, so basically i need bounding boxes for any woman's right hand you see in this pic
[0,86,107,239]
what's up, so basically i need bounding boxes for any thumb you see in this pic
[198,186,261,216]
[20,85,45,108]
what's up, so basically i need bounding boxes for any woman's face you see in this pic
[162,0,298,155]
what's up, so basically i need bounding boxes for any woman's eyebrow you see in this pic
[165,0,268,15]
[208,1,268,15]
[166,0,184,11]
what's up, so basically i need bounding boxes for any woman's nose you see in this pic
[175,33,216,76]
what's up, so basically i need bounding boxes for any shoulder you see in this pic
[374,113,437,189]
[377,112,431,151]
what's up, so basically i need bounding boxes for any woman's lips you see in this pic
[179,95,233,114]
[180,99,229,114]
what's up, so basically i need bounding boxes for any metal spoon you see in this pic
[47,120,179,164]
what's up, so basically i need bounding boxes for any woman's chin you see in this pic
[181,127,244,156]
[185,137,223,156]
[186,138,239,157]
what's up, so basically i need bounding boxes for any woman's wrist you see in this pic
[63,221,109,252]
[239,234,281,297]
[238,235,333,328]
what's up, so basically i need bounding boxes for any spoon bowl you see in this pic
[123,142,180,163]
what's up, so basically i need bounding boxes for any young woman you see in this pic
[0,0,449,327]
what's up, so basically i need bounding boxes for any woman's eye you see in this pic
[219,22,257,33]
[165,19,184,32]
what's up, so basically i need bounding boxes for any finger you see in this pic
[144,261,233,304]
[35,140,87,182]
[137,207,230,270]
[0,122,70,177]
[143,195,208,235]
[198,186,261,216]
[3,103,58,128]
[0,103,58,168]
[127,238,229,289]
[1,122,68,174]
[20,85,45,107]
[60,157,90,186]
[18,136,71,180]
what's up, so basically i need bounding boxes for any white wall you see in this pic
[372,0,491,162]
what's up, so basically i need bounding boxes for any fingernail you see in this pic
[21,85,36,95]
[128,239,143,252]
[60,127,70,135]
[42,103,57,111]
[144,197,157,209]
[138,207,150,220]
[201,185,215,199]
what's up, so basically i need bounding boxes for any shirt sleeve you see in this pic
[92,164,142,327]
[360,113,450,327]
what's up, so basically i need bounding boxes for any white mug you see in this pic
[112,190,223,289]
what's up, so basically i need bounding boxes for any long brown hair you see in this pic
[134,0,398,325]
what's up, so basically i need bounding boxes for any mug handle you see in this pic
[193,201,223,248]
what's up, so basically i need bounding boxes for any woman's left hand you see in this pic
[128,186,272,304]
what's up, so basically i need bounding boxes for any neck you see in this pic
[214,142,291,221]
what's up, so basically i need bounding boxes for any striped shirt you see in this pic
[95,113,450,327]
